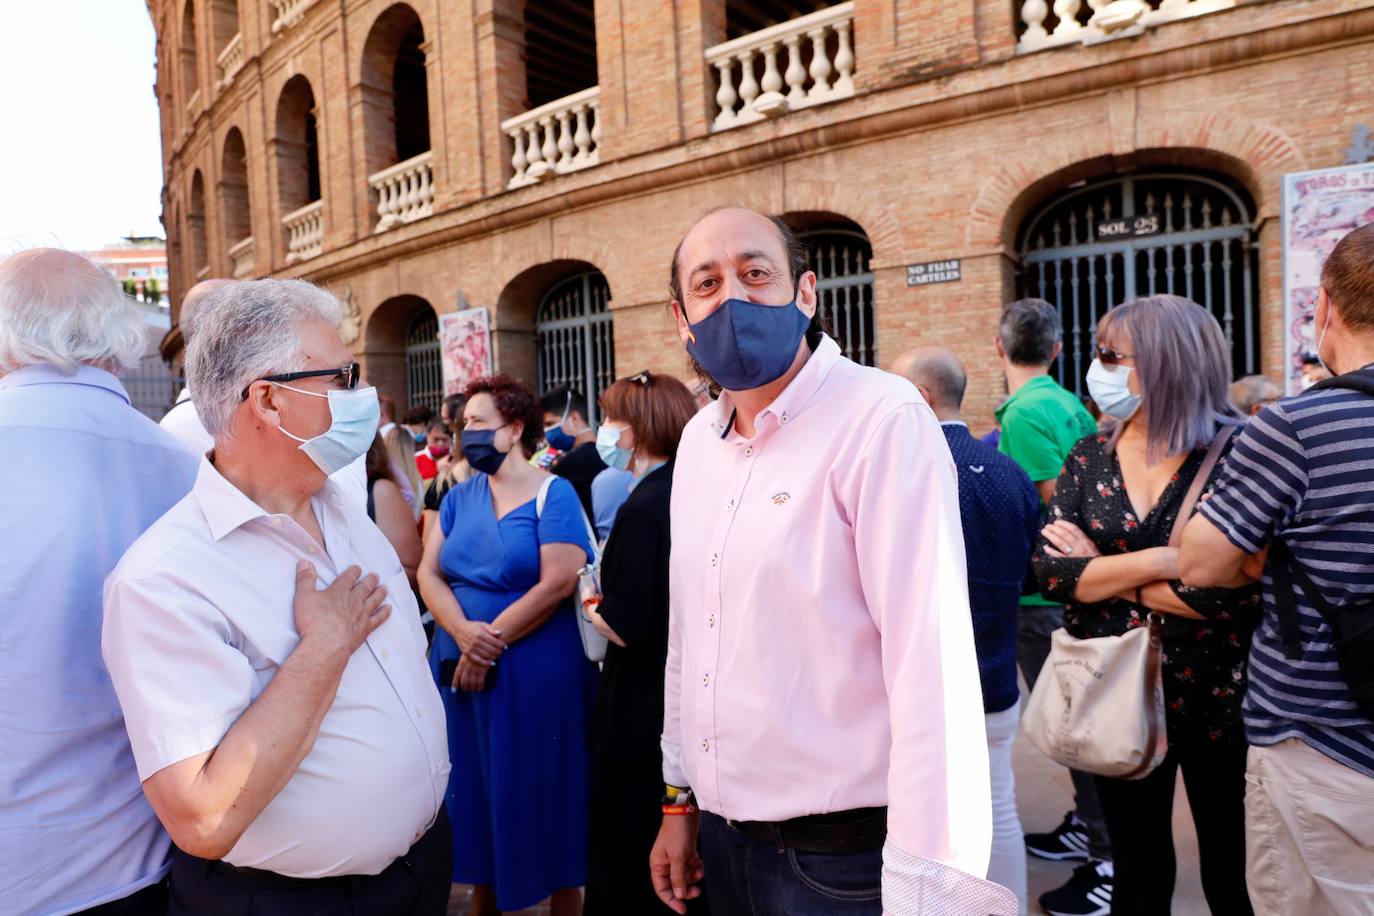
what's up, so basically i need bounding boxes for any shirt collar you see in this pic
[0,363,131,405]
[994,374,1057,420]
[939,420,969,429]
[193,455,341,542]
[709,335,842,438]
[175,387,194,404]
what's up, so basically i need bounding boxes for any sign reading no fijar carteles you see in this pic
[906,259,961,286]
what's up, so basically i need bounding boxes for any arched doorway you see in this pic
[180,0,199,101]
[275,75,323,262]
[363,294,440,413]
[1017,170,1259,396]
[220,128,251,275]
[360,4,433,231]
[785,213,876,366]
[536,271,613,424]
[188,170,208,277]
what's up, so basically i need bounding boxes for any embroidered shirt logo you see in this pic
[969,465,985,474]
[771,491,791,506]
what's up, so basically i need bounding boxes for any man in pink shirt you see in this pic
[649,208,1015,915]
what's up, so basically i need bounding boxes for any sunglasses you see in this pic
[631,370,653,388]
[1096,345,1134,367]
[242,362,361,399]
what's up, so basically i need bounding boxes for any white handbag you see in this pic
[535,476,608,663]
[1021,426,1234,780]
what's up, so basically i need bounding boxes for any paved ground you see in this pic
[447,697,1210,915]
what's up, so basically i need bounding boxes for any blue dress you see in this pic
[431,473,597,910]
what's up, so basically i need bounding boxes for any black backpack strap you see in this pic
[1269,537,1345,660]
[1311,370,1374,397]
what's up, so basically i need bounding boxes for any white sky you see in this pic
[0,1,164,252]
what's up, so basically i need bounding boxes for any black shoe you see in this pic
[1039,860,1113,916]
[1025,810,1091,861]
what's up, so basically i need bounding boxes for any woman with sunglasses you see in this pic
[1031,295,1259,916]
[580,371,704,916]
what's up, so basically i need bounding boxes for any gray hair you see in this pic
[186,279,343,438]
[0,248,148,372]
[178,277,235,343]
[998,298,1061,366]
[1098,294,1242,462]
[893,347,967,410]
[1230,374,1281,415]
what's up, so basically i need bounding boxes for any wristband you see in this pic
[662,803,698,816]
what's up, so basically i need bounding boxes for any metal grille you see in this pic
[121,361,182,421]
[1018,172,1259,398]
[405,310,443,413]
[536,271,614,425]
[801,229,876,366]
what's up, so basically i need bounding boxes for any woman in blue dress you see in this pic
[418,374,596,916]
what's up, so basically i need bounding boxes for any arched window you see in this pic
[361,5,432,231]
[1017,170,1260,395]
[210,0,240,85]
[536,271,614,424]
[524,0,598,109]
[220,128,252,276]
[405,308,442,414]
[188,170,208,278]
[275,76,323,262]
[791,216,876,366]
[180,1,199,102]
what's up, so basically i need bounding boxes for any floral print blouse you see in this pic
[1032,431,1261,748]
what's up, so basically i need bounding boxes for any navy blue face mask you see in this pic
[461,428,509,475]
[685,297,811,392]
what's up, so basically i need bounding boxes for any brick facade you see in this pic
[150,0,1374,427]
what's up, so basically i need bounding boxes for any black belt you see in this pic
[724,806,887,854]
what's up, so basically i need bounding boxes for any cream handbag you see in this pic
[1021,426,1233,780]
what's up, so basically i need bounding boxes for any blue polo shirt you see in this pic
[941,422,1043,713]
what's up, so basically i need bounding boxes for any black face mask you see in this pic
[461,428,508,475]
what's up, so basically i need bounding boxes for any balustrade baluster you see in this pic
[525,123,546,178]
[1021,0,1050,44]
[783,34,807,103]
[1053,0,1082,35]
[737,49,760,111]
[573,105,591,161]
[714,59,738,127]
[833,22,854,95]
[807,27,833,99]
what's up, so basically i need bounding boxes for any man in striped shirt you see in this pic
[1180,223,1374,915]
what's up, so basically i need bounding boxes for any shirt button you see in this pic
[708,614,715,628]
[702,673,710,687]
[381,649,389,659]
[725,500,734,511]
[710,553,717,567]
[701,739,710,751]
[745,446,754,457]
[781,412,789,423]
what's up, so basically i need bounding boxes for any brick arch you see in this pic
[783,177,902,264]
[965,110,1307,251]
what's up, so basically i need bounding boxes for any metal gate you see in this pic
[1018,172,1259,398]
[405,309,443,413]
[801,229,876,366]
[536,271,614,424]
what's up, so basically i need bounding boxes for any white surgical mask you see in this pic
[1086,359,1142,421]
[595,423,632,471]
[275,384,380,475]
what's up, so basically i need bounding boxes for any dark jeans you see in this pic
[1094,741,1252,916]
[168,811,451,915]
[76,880,168,915]
[699,812,881,916]
[1018,602,1112,862]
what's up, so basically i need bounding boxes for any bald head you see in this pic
[0,247,148,372]
[892,347,968,415]
[179,278,235,343]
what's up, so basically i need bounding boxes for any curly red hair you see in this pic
[464,374,545,457]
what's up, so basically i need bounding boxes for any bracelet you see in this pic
[663,784,694,806]
[662,804,698,816]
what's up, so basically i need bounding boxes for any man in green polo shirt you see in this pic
[994,298,1111,916]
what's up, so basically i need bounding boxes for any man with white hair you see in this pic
[102,280,451,913]
[0,248,199,914]
[160,277,369,507]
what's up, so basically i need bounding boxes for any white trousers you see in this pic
[986,701,1027,916]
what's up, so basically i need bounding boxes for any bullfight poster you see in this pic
[1282,162,1374,393]
[439,307,493,397]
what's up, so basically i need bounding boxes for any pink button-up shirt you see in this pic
[664,337,1012,913]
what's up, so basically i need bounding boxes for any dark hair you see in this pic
[666,209,827,392]
[600,371,698,460]
[441,393,466,428]
[1322,223,1374,330]
[539,386,588,423]
[400,405,434,426]
[1299,352,1322,368]
[378,394,397,423]
[425,418,450,435]
[466,374,544,457]
[364,433,396,484]
[998,298,1062,366]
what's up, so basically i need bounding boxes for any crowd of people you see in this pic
[1,210,1372,916]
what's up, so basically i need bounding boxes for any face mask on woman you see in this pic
[462,428,510,475]
[1086,359,1143,421]
[595,423,632,471]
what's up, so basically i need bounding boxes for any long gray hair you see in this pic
[1098,294,1242,462]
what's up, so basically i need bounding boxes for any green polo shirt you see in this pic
[996,375,1098,607]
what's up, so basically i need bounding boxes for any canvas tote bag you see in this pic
[1021,426,1233,780]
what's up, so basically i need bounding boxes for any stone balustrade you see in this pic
[368,150,434,233]
[502,86,602,190]
[705,2,854,132]
[282,200,323,263]
[216,32,244,89]
[269,0,313,34]
[228,237,254,278]
[1017,0,1235,52]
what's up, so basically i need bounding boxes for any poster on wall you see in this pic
[1283,162,1374,393]
[438,307,493,397]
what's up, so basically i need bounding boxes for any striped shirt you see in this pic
[1199,381,1374,778]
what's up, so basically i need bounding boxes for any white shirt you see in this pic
[160,387,368,510]
[102,458,449,878]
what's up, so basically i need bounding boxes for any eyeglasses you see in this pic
[241,362,361,399]
[1096,345,1134,367]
